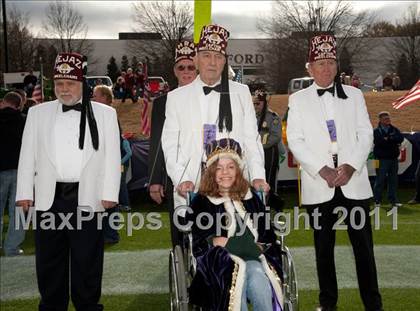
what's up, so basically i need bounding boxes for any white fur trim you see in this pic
[207,189,252,205]
[231,200,259,241]
[224,200,237,238]
[259,255,284,308]
[229,255,246,311]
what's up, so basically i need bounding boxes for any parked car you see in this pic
[86,75,113,97]
[288,77,314,94]
[147,76,169,97]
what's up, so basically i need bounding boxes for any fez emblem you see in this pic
[208,33,223,45]
[56,63,74,74]
[179,46,194,55]
[318,42,333,53]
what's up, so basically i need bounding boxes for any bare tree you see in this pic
[390,4,420,88]
[130,0,193,87]
[3,6,36,72]
[366,21,397,37]
[42,0,93,57]
[257,0,375,92]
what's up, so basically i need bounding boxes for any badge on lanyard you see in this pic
[326,119,337,142]
[203,124,216,149]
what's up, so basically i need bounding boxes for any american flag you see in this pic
[140,62,151,136]
[32,74,43,103]
[392,79,420,109]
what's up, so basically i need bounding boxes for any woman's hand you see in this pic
[213,236,228,247]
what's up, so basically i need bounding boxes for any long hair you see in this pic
[199,159,249,201]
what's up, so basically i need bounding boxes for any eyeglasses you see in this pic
[175,65,196,72]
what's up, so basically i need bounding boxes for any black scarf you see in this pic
[79,56,99,150]
[218,62,232,132]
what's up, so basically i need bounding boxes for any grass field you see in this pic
[2,289,420,311]
[1,187,420,310]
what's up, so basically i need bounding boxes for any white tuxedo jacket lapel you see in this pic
[44,103,58,168]
[308,86,331,138]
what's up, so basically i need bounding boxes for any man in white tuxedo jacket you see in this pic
[286,35,383,311]
[16,52,120,311]
[161,24,268,209]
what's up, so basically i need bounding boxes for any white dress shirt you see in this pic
[54,103,83,182]
[197,77,222,125]
[316,82,338,155]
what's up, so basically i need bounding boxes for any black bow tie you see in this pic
[203,84,222,95]
[62,103,82,112]
[317,86,335,97]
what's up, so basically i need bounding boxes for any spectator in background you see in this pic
[122,68,136,103]
[351,74,361,89]
[408,132,420,205]
[23,69,37,97]
[135,62,145,99]
[14,89,27,111]
[93,85,113,105]
[22,98,38,115]
[374,74,383,91]
[0,92,26,256]
[118,137,132,213]
[340,72,346,85]
[92,84,132,242]
[383,73,393,91]
[373,111,404,209]
[113,76,125,100]
[344,74,351,86]
[392,73,401,91]
[253,89,284,210]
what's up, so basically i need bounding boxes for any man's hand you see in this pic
[213,236,228,247]
[102,200,117,209]
[177,181,195,198]
[16,200,33,212]
[319,166,339,188]
[149,184,165,204]
[334,164,356,187]
[252,179,270,193]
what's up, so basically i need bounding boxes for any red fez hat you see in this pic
[308,35,337,63]
[53,52,84,82]
[175,40,196,63]
[197,24,229,56]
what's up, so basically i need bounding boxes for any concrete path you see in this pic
[1,245,419,301]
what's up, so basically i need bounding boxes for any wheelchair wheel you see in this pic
[281,245,299,311]
[169,245,189,311]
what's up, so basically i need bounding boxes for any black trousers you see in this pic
[264,145,279,192]
[166,182,185,247]
[304,188,382,311]
[264,145,284,210]
[35,183,104,311]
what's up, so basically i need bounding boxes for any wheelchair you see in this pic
[169,193,299,311]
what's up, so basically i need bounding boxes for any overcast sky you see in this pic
[6,1,418,39]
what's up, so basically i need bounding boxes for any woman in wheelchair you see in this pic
[187,138,284,311]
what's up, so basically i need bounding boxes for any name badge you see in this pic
[326,119,337,142]
[203,124,216,148]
